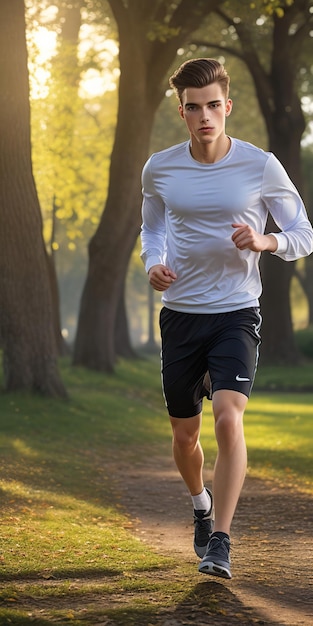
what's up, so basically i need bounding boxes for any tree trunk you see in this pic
[259,248,297,363]
[0,0,66,396]
[258,9,306,364]
[115,280,137,359]
[144,284,159,353]
[295,254,313,326]
[73,92,153,370]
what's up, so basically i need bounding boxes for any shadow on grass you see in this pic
[0,576,292,626]
[0,566,120,582]
[165,580,280,625]
[103,579,280,625]
[0,616,55,626]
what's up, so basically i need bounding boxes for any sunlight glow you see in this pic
[301,96,313,146]
[28,20,119,100]
[79,67,119,99]
[33,27,57,63]
[28,27,57,98]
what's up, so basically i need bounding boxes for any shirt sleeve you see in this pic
[140,157,167,273]
[263,154,313,261]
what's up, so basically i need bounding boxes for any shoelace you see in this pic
[207,536,230,558]
[194,512,212,541]
[194,513,211,521]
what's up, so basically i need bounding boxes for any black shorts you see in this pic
[159,306,262,418]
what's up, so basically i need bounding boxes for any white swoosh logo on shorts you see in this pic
[236,374,250,382]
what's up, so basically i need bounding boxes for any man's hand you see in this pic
[231,223,278,253]
[148,264,177,291]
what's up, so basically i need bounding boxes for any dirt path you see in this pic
[115,453,313,626]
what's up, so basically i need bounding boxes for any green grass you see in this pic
[254,361,313,391]
[0,355,312,624]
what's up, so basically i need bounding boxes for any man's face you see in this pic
[179,82,232,146]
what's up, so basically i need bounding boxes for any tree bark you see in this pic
[115,277,137,359]
[294,255,313,326]
[0,0,67,396]
[258,6,307,364]
[143,284,159,353]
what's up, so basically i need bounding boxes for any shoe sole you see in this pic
[198,560,232,579]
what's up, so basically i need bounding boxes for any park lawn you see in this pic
[0,355,312,624]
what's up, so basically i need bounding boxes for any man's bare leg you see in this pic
[211,389,248,534]
[170,413,204,496]
[198,389,248,578]
[170,412,213,557]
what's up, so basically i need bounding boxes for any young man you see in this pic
[140,58,313,579]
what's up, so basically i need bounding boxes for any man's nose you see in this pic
[200,108,209,121]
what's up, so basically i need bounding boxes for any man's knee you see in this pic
[170,415,201,451]
[213,390,247,446]
[215,411,242,441]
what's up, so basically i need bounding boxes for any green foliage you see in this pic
[30,50,118,252]
[26,2,120,337]
[27,0,119,256]
[147,22,181,43]
[262,0,294,17]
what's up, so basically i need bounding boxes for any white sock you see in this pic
[191,488,212,512]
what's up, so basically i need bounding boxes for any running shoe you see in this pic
[193,488,213,558]
[198,533,231,579]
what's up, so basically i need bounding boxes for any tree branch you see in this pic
[214,6,234,27]
[191,40,245,62]
[145,0,221,90]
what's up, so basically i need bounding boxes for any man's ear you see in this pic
[178,104,184,120]
[225,99,233,117]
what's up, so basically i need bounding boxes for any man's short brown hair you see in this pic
[169,58,230,103]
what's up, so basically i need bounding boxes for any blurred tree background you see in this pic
[1,0,312,391]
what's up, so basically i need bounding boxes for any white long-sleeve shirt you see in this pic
[140,138,313,314]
